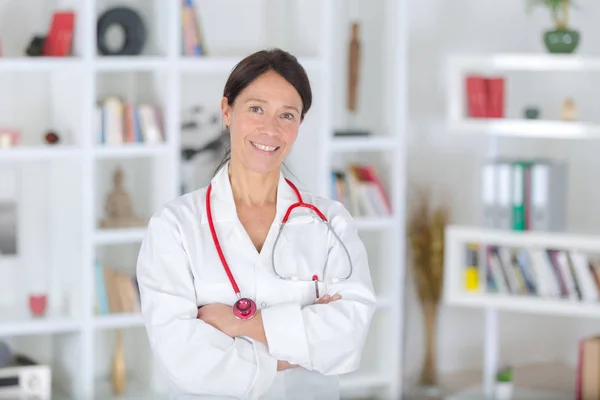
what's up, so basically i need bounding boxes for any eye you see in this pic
[250,106,263,113]
[281,112,295,120]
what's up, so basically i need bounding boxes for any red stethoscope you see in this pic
[206,178,353,320]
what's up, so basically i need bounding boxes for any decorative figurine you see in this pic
[561,97,577,121]
[99,167,145,229]
[347,22,360,113]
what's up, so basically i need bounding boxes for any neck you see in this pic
[228,159,280,207]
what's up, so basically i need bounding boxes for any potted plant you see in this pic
[407,187,451,395]
[527,0,579,54]
[495,366,514,400]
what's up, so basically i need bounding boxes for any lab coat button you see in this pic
[261,302,267,308]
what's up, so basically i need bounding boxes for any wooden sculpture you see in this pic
[100,167,145,228]
[112,330,126,395]
[347,22,361,113]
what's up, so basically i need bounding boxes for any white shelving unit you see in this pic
[0,0,407,399]
[443,52,600,399]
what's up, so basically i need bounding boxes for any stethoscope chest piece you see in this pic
[233,298,257,320]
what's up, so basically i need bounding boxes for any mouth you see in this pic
[250,141,280,153]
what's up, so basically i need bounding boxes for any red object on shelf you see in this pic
[465,75,488,118]
[43,11,75,56]
[487,77,505,118]
[28,294,47,317]
[465,75,505,118]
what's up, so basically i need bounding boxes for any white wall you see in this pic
[403,0,600,387]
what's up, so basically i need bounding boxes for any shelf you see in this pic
[446,385,569,400]
[177,56,322,74]
[446,292,600,319]
[330,136,398,152]
[0,310,81,337]
[93,144,171,159]
[449,118,600,139]
[445,225,600,251]
[93,313,144,330]
[0,146,82,162]
[0,57,83,72]
[95,57,169,72]
[94,228,147,246]
[449,53,600,71]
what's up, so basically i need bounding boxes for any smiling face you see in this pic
[221,70,303,175]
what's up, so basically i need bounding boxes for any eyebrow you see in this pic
[245,97,301,115]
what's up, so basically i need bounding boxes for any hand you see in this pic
[277,360,298,371]
[315,293,342,305]
[197,303,240,338]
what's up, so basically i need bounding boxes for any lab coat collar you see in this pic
[202,161,300,224]
[203,161,300,263]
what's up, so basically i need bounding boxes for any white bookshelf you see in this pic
[443,52,600,399]
[0,0,407,399]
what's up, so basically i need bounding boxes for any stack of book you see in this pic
[94,262,140,315]
[481,158,568,231]
[465,243,600,302]
[465,75,505,118]
[96,96,164,146]
[331,164,392,218]
[181,0,206,56]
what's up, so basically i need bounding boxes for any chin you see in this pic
[243,158,283,175]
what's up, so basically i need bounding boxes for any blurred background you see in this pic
[0,0,598,399]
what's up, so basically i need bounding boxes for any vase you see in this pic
[419,301,439,388]
[494,381,513,400]
[543,28,580,54]
[112,331,126,395]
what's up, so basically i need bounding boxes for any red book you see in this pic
[486,77,505,118]
[465,75,487,118]
[43,11,75,56]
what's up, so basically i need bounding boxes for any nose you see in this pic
[260,114,281,136]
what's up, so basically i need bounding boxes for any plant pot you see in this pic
[494,381,513,400]
[543,28,580,54]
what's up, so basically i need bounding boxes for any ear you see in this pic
[221,97,232,127]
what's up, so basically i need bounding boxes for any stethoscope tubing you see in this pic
[271,216,353,284]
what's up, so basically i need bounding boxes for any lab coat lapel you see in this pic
[204,163,302,265]
[256,171,300,266]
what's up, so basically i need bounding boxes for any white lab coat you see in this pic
[136,162,377,400]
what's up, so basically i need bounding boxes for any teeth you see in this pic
[252,142,278,152]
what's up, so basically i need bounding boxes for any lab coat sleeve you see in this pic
[136,205,277,399]
[260,201,377,375]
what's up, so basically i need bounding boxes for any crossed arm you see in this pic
[197,294,342,371]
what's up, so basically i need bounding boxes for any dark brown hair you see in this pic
[214,48,312,174]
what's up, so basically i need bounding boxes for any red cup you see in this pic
[28,294,47,317]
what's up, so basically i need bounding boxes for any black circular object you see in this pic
[97,7,146,56]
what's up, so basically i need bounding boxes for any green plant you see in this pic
[496,366,513,383]
[527,0,576,30]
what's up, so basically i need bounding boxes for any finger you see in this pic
[316,294,330,304]
[329,294,342,302]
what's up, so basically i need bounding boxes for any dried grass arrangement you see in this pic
[407,187,451,388]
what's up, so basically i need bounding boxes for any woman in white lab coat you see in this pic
[136,48,377,400]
